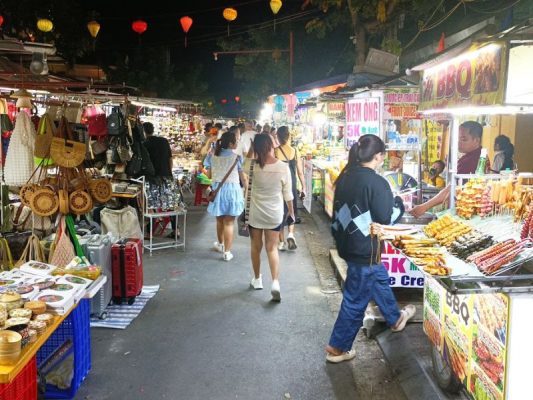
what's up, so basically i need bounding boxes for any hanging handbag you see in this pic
[50,117,86,168]
[207,156,239,203]
[10,203,53,233]
[4,231,32,261]
[0,99,13,133]
[49,216,75,268]
[107,107,124,136]
[15,233,46,267]
[85,105,108,137]
[0,238,13,271]
[4,112,36,186]
[100,206,142,239]
[34,113,55,165]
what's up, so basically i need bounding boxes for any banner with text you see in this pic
[345,97,381,149]
[419,43,507,111]
[383,88,420,120]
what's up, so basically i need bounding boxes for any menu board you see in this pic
[423,277,509,400]
[345,97,381,149]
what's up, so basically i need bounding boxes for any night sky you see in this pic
[79,0,324,101]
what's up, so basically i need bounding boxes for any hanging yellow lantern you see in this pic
[270,0,282,15]
[37,18,53,33]
[377,1,387,23]
[223,8,237,22]
[87,20,101,38]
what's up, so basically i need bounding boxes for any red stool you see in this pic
[194,182,210,206]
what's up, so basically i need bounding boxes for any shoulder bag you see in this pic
[238,160,255,237]
[207,156,239,203]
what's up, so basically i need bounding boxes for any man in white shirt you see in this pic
[239,120,257,158]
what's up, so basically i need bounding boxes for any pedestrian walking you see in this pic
[247,134,294,301]
[326,134,415,363]
[204,130,247,261]
[274,126,306,251]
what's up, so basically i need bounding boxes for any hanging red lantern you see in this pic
[180,16,193,33]
[180,16,193,48]
[0,16,4,27]
[221,98,228,105]
[132,20,148,35]
[234,96,240,103]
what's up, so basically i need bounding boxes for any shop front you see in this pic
[389,38,533,399]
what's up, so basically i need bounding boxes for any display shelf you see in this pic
[0,305,75,383]
[112,191,140,199]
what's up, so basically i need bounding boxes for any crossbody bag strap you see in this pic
[244,160,255,225]
[211,156,239,197]
[277,145,291,162]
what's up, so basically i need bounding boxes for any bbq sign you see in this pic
[345,97,380,149]
[419,43,507,111]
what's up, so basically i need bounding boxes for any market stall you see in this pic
[0,85,198,398]
[391,36,533,399]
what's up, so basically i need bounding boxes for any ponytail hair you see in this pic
[337,134,386,181]
[214,130,237,156]
[253,133,273,168]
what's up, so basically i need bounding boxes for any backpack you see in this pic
[107,107,124,136]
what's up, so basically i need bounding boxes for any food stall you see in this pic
[391,36,533,399]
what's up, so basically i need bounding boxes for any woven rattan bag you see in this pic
[50,117,85,168]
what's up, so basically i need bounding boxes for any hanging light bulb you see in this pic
[29,52,44,75]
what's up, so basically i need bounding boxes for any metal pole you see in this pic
[449,118,459,211]
[289,31,294,91]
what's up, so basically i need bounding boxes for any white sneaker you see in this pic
[286,233,297,250]
[271,280,281,302]
[250,274,263,290]
[278,242,287,251]
[213,241,224,253]
[223,251,234,261]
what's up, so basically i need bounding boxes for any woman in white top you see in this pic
[247,134,294,301]
[204,130,247,261]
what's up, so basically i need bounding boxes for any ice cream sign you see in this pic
[419,43,506,111]
[345,97,380,149]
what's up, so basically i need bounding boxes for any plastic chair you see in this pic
[194,182,210,206]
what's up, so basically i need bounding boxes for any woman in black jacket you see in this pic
[326,135,415,363]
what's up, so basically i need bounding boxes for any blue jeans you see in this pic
[329,263,401,352]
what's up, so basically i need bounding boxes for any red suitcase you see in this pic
[111,238,143,305]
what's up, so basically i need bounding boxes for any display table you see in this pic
[0,305,76,384]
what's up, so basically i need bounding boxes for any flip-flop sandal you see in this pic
[391,304,416,332]
[325,349,356,363]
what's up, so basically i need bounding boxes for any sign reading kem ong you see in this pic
[345,97,380,149]
[419,43,507,111]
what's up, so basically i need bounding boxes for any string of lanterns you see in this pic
[0,1,284,46]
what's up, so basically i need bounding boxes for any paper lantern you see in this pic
[132,20,147,35]
[223,8,237,22]
[87,20,100,38]
[37,18,53,33]
[270,0,282,15]
[180,16,193,33]
[234,96,240,103]
[221,98,228,105]
[0,16,4,27]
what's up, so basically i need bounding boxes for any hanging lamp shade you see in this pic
[270,0,282,15]
[180,16,193,33]
[87,20,100,38]
[234,96,240,103]
[37,18,53,33]
[132,20,148,35]
[223,8,237,22]
[12,89,32,109]
[0,16,4,27]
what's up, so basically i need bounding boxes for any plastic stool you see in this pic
[194,183,210,206]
